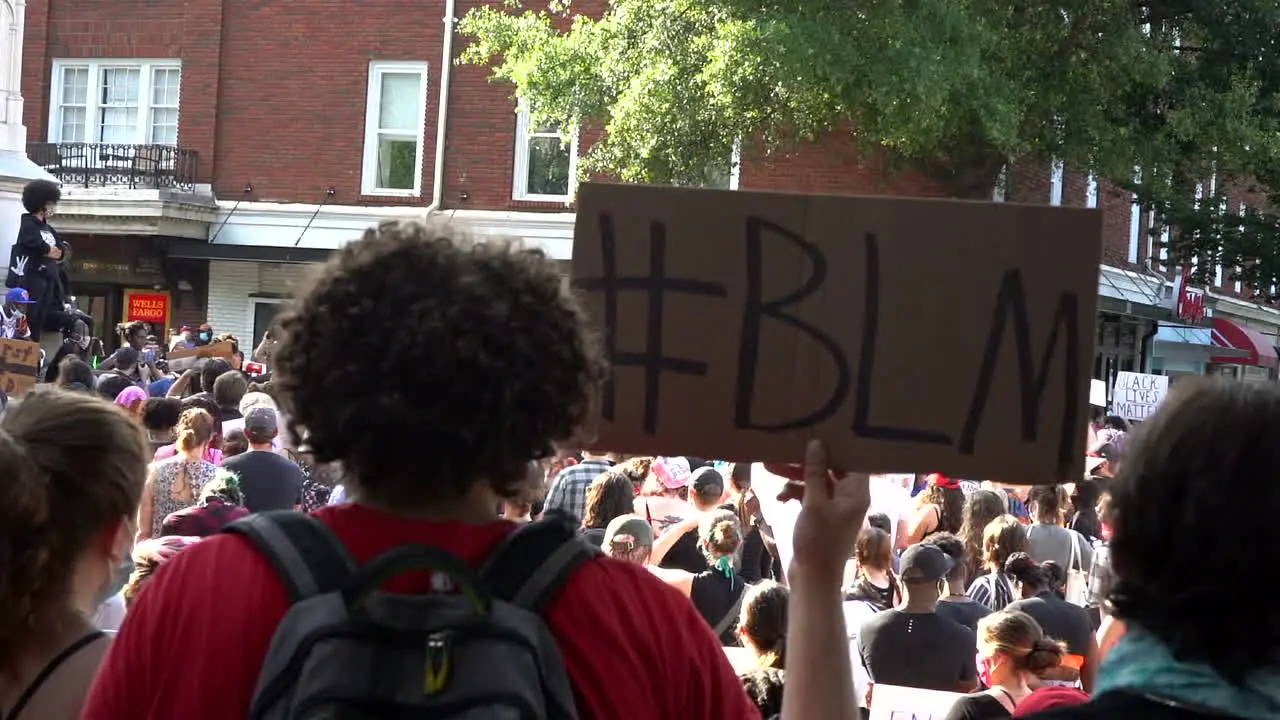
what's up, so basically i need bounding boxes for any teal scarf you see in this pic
[713,555,735,580]
[1096,627,1280,719]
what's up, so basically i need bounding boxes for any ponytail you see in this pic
[0,389,149,669]
[0,430,51,663]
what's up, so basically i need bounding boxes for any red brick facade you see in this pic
[19,0,1244,296]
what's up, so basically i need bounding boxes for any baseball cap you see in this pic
[601,514,655,551]
[243,405,279,442]
[5,288,33,304]
[1085,440,1116,474]
[899,543,955,584]
[652,456,692,489]
[688,466,725,503]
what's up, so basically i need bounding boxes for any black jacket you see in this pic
[7,214,62,289]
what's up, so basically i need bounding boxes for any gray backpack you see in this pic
[224,511,599,720]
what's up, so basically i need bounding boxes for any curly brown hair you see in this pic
[273,220,606,506]
[919,480,965,534]
[581,471,635,529]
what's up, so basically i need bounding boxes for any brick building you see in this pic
[13,0,1280,387]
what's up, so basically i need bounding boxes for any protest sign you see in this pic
[1112,371,1168,421]
[869,684,965,720]
[168,340,240,372]
[1090,378,1106,407]
[0,339,40,397]
[571,183,1102,483]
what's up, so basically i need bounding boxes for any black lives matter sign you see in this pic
[570,183,1103,485]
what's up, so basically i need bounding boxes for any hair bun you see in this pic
[1023,638,1066,674]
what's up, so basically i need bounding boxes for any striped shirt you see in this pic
[967,571,1016,611]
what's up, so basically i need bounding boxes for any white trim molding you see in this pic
[361,61,429,197]
[211,200,575,260]
[512,104,577,203]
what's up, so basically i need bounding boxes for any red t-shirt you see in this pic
[84,504,759,719]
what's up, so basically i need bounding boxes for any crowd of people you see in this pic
[0,217,1272,719]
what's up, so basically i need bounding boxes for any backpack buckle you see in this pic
[424,631,451,695]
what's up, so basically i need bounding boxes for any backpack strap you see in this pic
[480,515,601,613]
[222,511,358,603]
[712,579,747,638]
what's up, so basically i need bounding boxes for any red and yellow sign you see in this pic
[123,289,171,334]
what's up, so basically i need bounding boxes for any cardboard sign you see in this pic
[167,340,240,372]
[1112,371,1169,421]
[570,183,1102,484]
[0,339,41,397]
[123,289,171,334]
[869,684,965,720]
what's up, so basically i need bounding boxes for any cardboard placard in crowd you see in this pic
[1111,370,1168,421]
[570,183,1102,484]
[0,339,40,397]
[167,340,240,372]
[868,684,965,720]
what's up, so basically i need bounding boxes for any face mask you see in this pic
[977,654,994,688]
[199,332,211,342]
[97,555,134,607]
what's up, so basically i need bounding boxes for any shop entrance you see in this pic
[72,284,125,352]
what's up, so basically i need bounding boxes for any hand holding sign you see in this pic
[790,439,871,583]
[570,183,1103,484]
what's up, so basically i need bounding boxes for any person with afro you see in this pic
[7,179,68,342]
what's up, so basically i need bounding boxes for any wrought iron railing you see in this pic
[26,143,199,192]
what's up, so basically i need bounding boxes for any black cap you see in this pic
[899,543,954,584]
[688,466,725,502]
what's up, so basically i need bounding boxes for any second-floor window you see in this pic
[361,61,429,196]
[513,105,576,202]
[49,60,182,145]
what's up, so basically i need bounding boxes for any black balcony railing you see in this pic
[26,142,199,192]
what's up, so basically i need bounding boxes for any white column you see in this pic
[0,0,58,273]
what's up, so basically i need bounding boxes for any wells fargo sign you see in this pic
[123,289,171,334]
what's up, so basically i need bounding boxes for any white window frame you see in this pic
[1085,175,1098,208]
[247,297,285,347]
[512,104,578,202]
[47,59,182,145]
[360,61,429,197]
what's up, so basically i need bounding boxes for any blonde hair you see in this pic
[977,610,1066,676]
[175,408,215,453]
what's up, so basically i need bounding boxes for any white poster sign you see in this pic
[1090,378,1107,407]
[869,684,965,720]
[1112,371,1170,421]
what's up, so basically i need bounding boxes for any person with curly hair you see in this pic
[122,536,200,608]
[959,489,1009,582]
[968,515,1028,611]
[580,470,636,546]
[898,473,964,548]
[85,220,759,719]
[8,179,66,342]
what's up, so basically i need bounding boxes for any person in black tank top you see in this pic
[0,390,152,719]
[650,507,747,645]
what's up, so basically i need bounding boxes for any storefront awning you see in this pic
[1155,324,1249,361]
[1096,265,1170,320]
[1211,317,1279,368]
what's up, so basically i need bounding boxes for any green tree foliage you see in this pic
[460,0,1280,294]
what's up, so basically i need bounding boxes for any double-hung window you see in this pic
[512,105,577,202]
[49,60,182,145]
[361,61,429,196]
